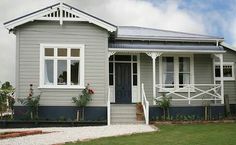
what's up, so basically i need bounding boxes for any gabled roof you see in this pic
[116,26,224,42]
[220,42,236,52]
[4,3,117,32]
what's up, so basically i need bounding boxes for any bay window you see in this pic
[40,44,84,88]
[160,55,194,90]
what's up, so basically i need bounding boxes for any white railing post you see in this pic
[219,54,224,104]
[188,84,191,104]
[214,54,224,104]
[107,87,110,126]
[141,83,149,125]
[141,83,144,104]
[146,101,149,125]
[145,52,162,105]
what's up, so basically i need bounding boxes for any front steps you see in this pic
[111,104,145,124]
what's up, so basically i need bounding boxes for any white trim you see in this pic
[109,54,140,103]
[40,43,85,89]
[214,62,235,81]
[159,54,194,92]
[5,3,116,32]
[109,48,226,53]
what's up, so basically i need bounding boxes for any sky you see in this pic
[0,0,236,86]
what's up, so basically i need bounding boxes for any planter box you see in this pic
[0,120,106,128]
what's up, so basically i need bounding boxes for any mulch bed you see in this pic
[151,120,236,125]
[0,130,50,139]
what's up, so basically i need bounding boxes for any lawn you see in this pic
[65,123,236,145]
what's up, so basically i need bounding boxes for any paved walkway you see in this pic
[0,125,157,145]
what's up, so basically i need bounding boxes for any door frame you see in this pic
[109,53,140,103]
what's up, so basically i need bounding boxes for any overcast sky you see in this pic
[0,0,236,86]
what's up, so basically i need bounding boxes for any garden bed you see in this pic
[151,119,235,125]
[0,120,107,128]
[0,130,49,139]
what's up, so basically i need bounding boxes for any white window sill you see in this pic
[215,78,235,81]
[38,86,85,89]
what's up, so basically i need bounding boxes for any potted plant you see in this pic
[72,84,94,121]
[136,102,144,121]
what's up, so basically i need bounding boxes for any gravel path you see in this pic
[0,125,157,145]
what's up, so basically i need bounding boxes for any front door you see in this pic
[115,63,132,104]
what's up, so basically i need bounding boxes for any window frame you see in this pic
[214,62,235,81]
[39,44,85,89]
[159,54,194,92]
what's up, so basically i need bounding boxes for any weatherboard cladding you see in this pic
[16,21,109,106]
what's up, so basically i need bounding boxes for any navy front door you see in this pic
[115,63,132,104]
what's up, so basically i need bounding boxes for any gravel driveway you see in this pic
[0,125,157,145]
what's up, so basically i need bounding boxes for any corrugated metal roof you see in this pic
[109,42,224,52]
[116,26,223,41]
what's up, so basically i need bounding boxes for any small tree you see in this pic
[18,84,40,120]
[72,84,94,121]
[0,82,14,119]
[156,93,171,120]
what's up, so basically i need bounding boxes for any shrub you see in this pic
[0,81,14,120]
[156,93,171,120]
[18,84,40,120]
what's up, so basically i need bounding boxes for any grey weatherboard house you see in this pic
[4,3,236,124]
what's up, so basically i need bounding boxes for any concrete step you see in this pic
[112,120,145,124]
[110,104,144,124]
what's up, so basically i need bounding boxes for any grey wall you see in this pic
[16,21,109,106]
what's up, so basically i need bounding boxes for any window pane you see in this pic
[44,60,54,85]
[163,57,174,88]
[71,60,80,85]
[163,73,174,88]
[58,48,67,56]
[57,60,67,85]
[133,63,137,74]
[179,57,190,72]
[133,55,137,61]
[115,55,131,61]
[223,66,232,77]
[109,63,113,73]
[179,73,190,87]
[71,49,80,57]
[215,66,220,77]
[109,75,113,85]
[163,57,174,72]
[109,56,114,61]
[133,75,137,86]
[45,48,54,56]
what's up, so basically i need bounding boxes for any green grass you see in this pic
[65,123,236,145]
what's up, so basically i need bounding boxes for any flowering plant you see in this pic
[72,84,94,120]
[72,84,94,107]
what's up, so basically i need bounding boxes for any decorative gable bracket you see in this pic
[4,3,117,32]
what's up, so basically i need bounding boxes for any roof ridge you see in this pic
[118,26,222,39]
